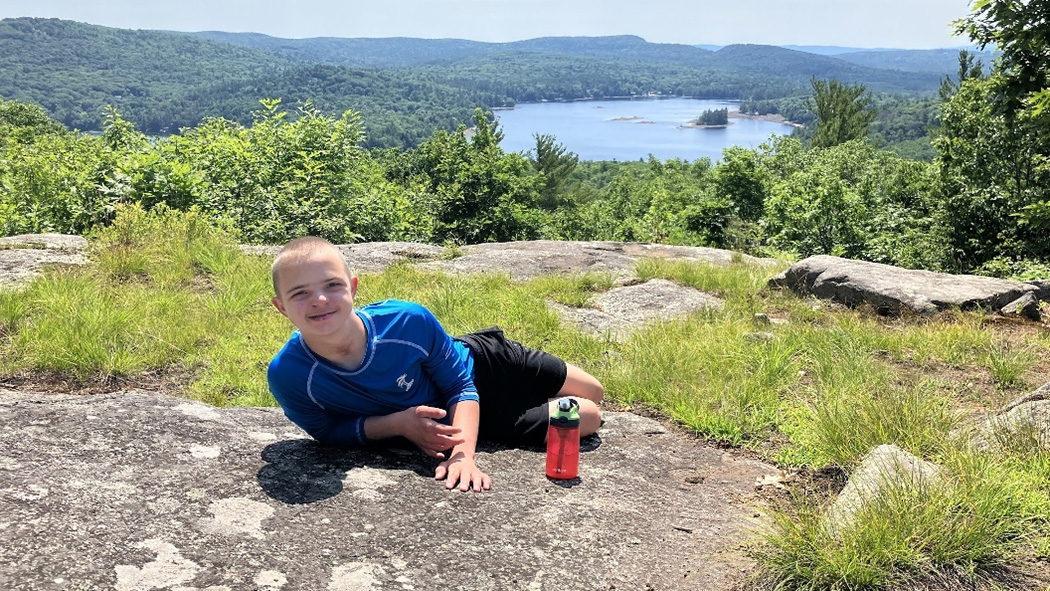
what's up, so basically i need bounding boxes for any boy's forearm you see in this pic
[447,400,480,459]
[362,410,406,441]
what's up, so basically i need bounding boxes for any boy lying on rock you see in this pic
[267,237,604,492]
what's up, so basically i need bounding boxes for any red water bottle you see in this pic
[546,397,581,479]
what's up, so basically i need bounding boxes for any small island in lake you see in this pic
[679,107,732,129]
[610,115,645,121]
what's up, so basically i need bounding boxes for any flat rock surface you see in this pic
[420,241,779,282]
[241,240,778,282]
[240,242,447,275]
[0,390,775,591]
[550,278,726,341]
[0,234,89,290]
[770,255,1039,315]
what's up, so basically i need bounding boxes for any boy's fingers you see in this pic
[445,467,461,489]
[426,432,461,447]
[429,423,462,436]
[434,464,447,480]
[414,406,447,420]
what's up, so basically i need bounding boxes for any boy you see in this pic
[267,237,604,493]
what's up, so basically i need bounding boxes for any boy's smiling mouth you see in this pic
[309,310,337,322]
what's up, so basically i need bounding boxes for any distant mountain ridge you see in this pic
[186,32,719,68]
[192,31,995,76]
[184,30,942,92]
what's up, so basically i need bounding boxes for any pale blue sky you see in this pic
[0,0,972,49]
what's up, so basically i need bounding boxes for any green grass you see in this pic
[2,207,1049,590]
[751,451,1042,591]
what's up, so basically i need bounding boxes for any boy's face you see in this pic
[271,248,358,340]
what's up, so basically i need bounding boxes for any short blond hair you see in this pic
[271,237,353,298]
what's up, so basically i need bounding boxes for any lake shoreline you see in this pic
[730,110,804,128]
[494,97,799,161]
[494,99,803,127]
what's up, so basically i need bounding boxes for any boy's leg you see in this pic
[459,327,605,445]
[551,363,604,437]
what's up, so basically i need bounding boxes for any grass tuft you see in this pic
[750,450,1040,591]
[804,385,961,468]
[984,341,1036,389]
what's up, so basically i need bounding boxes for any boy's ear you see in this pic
[350,276,359,298]
[272,296,288,317]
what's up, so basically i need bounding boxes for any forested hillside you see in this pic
[0,18,496,145]
[835,47,997,74]
[1,18,949,147]
[0,18,295,131]
[188,31,494,69]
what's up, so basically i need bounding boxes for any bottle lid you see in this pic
[550,397,580,427]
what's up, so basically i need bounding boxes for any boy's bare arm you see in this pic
[434,400,492,492]
[363,407,465,458]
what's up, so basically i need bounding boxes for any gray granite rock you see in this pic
[1001,292,1042,321]
[0,390,775,591]
[0,233,89,290]
[1024,280,1050,303]
[769,255,1037,315]
[826,445,943,535]
[968,381,1050,452]
[241,242,446,275]
[0,233,88,250]
[549,278,725,341]
[421,240,778,282]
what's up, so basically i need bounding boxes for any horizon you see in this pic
[0,0,972,50]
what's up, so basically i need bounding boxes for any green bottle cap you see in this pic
[551,397,580,427]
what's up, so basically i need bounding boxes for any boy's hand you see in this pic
[436,452,492,492]
[400,406,466,459]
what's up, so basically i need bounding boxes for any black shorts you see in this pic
[456,327,568,447]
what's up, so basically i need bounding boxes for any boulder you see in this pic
[769,255,1037,315]
[549,278,725,341]
[1025,279,1050,303]
[968,381,1050,452]
[0,390,775,590]
[825,444,942,535]
[1000,292,1042,321]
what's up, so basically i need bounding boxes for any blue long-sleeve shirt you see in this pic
[267,299,478,446]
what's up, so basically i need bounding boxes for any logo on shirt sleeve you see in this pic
[396,374,415,391]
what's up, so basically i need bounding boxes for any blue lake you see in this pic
[495,98,796,162]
